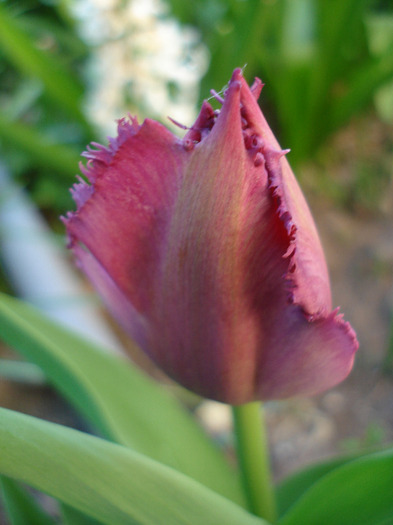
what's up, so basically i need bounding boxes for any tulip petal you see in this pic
[70,242,149,350]
[237,72,332,317]
[65,117,187,315]
[65,68,358,404]
[255,308,358,400]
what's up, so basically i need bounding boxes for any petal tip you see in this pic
[331,307,359,352]
[231,67,244,82]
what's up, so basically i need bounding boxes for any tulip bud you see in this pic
[64,68,358,405]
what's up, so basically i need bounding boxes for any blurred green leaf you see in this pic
[62,504,103,525]
[0,407,266,525]
[278,449,393,524]
[0,476,55,525]
[0,113,80,179]
[3,79,42,120]
[291,0,367,157]
[19,10,89,62]
[0,359,46,385]
[276,450,371,516]
[330,41,393,131]
[0,3,89,131]
[0,292,245,507]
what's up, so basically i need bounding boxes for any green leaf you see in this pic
[278,449,393,525]
[0,407,266,525]
[0,113,80,180]
[276,451,367,516]
[0,292,245,506]
[0,4,88,129]
[330,44,393,132]
[62,504,103,525]
[0,476,55,525]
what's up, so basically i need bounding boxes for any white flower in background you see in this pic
[72,0,208,136]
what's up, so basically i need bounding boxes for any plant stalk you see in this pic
[232,402,277,523]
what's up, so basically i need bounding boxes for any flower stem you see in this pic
[232,402,277,523]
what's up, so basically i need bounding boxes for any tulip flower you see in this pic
[64,68,358,405]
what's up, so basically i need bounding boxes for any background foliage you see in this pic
[0,0,392,216]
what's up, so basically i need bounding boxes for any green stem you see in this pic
[232,402,277,523]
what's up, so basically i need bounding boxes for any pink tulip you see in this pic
[64,68,358,405]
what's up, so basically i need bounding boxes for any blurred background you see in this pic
[0,0,393,495]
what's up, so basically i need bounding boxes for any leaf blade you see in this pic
[278,449,393,525]
[0,407,265,525]
[276,451,367,515]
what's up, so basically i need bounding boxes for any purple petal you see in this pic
[65,118,187,315]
